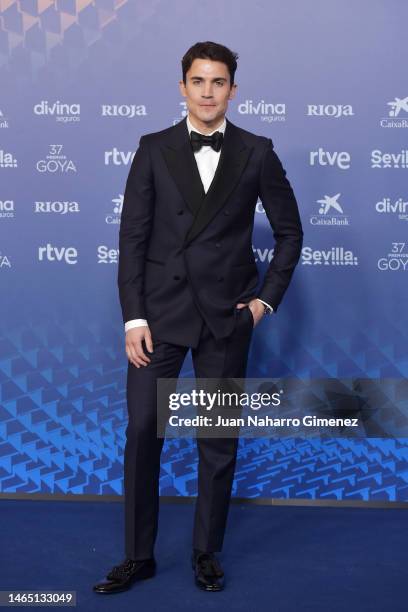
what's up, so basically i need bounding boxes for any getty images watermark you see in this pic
[156,378,408,439]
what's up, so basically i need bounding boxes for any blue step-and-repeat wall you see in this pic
[1,1,407,501]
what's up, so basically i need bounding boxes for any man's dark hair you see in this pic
[182,41,239,86]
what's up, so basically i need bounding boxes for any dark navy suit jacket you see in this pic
[118,116,303,348]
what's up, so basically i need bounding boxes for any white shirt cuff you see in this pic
[256,298,274,314]
[125,319,149,332]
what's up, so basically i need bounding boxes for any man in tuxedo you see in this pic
[93,41,303,594]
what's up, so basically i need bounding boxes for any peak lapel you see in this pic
[160,117,205,216]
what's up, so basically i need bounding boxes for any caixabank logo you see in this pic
[310,193,350,226]
[377,242,408,271]
[380,96,408,128]
[0,108,9,129]
[105,194,123,224]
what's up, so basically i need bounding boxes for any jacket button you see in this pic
[217,276,224,282]
[177,209,184,215]
[224,210,230,215]
[215,242,221,248]
[173,275,181,280]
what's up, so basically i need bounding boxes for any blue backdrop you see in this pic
[1,0,407,501]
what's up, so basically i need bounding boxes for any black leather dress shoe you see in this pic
[93,557,156,594]
[191,551,225,591]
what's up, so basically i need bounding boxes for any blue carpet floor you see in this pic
[0,499,406,611]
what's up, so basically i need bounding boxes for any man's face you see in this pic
[179,58,237,129]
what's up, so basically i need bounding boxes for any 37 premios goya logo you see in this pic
[36,145,77,173]
[377,242,408,271]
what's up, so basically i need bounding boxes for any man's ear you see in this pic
[179,80,186,97]
[229,83,237,100]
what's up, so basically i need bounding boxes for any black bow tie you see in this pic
[190,130,223,153]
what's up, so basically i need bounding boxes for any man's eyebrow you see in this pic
[189,76,228,81]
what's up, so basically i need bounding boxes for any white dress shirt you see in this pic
[124,113,273,333]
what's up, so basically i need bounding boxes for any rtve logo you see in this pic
[104,148,135,166]
[38,243,78,264]
[309,148,351,169]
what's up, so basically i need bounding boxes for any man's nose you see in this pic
[202,86,213,98]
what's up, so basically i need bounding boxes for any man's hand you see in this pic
[235,298,264,327]
[125,326,154,368]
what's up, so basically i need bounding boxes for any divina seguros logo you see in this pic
[34,101,80,123]
[0,200,15,218]
[375,197,408,221]
[237,100,286,122]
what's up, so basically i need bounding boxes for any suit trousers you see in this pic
[123,304,254,560]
